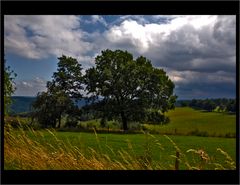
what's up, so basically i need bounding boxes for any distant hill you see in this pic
[10,96,87,114]
[10,96,36,114]
[174,100,192,107]
[10,96,188,114]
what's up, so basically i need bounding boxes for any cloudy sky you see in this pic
[4,15,236,99]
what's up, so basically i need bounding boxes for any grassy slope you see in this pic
[144,107,236,137]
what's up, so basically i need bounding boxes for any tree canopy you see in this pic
[85,49,177,131]
[51,55,83,100]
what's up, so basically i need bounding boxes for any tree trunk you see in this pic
[121,111,128,131]
[58,115,61,128]
[53,119,57,128]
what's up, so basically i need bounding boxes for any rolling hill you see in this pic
[10,96,87,114]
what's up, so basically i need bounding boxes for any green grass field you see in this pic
[5,128,236,170]
[36,131,236,164]
[143,107,236,137]
[4,107,237,170]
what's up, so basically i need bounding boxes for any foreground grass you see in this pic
[4,125,236,170]
[144,107,236,137]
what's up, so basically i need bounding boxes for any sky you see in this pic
[4,15,236,99]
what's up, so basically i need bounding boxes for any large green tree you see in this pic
[85,49,177,131]
[32,55,84,128]
[4,59,17,115]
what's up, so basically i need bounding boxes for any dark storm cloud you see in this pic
[146,17,236,74]
[175,81,236,99]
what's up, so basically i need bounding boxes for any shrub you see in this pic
[128,122,142,131]
[100,117,107,127]
[106,120,120,129]
[189,129,209,137]
[65,116,79,128]
[225,133,235,138]
[146,111,169,125]
[4,116,30,129]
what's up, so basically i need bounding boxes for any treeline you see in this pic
[180,98,236,113]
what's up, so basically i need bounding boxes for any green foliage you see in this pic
[4,59,17,115]
[145,110,170,125]
[85,49,177,131]
[189,98,236,113]
[52,55,83,99]
[65,117,78,128]
[32,85,76,128]
[32,55,84,128]
[189,129,209,137]
[100,117,107,127]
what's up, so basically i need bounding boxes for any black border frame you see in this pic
[1,1,239,184]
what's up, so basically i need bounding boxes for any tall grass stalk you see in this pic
[4,123,236,170]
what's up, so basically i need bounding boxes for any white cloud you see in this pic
[119,15,150,24]
[91,15,107,27]
[103,15,235,73]
[105,20,150,52]
[22,81,33,88]
[15,77,47,96]
[4,15,93,62]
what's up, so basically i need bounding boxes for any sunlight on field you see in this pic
[144,107,236,137]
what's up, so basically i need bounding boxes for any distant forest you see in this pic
[176,98,236,113]
[10,96,236,115]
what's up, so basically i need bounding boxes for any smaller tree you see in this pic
[226,99,236,113]
[4,59,17,115]
[32,55,84,128]
[180,101,188,107]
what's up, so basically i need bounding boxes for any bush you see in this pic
[5,117,21,128]
[4,116,31,129]
[189,129,209,137]
[64,116,79,128]
[128,122,142,131]
[100,117,107,127]
[224,133,235,138]
[146,111,170,125]
[81,120,100,129]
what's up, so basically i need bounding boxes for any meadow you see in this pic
[143,107,236,137]
[4,107,237,170]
